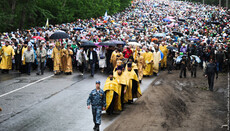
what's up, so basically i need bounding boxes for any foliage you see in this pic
[0,0,131,32]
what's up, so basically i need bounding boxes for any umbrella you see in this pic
[96,26,106,30]
[211,21,220,25]
[178,18,186,22]
[163,18,171,22]
[127,42,141,46]
[172,31,183,37]
[151,38,159,41]
[73,27,83,30]
[135,28,145,31]
[176,55,183,64]
[190,55,201,63]
[159,50,164,60]
[49,32,69,39]
[109,40,125,45]
[32,36,45,41]
[129,39,137,42]
[80,41,97,48]
[153,33,166,37]
[167,46,178,51]
[188,17,196,20]
[98,41,116,46]
[188,38,199,41]
[61,28,68,32]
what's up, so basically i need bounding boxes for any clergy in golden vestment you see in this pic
[143,48,153,76]
[64,44,73,74]
[153,46,161,76]
[110,49,123,69]
[103,72,119,115]
[124,63,142,103]
[159,42,168,69]
[113,66,127,111]
[51,42,62,75]
[0,41,15,73]
[20,43,28,73]
[61,44,67,72]
[136,52,145,83]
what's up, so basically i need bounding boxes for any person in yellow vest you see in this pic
[52,42,62,75]
[143,48,153,76]
[159,42,168,70]
[133,46,142,61]
[113,60,123,73]
[61,43,67,73]
[125,56,138,75]
[64,44,73,75]
[20,42,28,74]
[136,52,145,83]
[103,72,119,115]
[113,66,127,110]
[0,41,15,73]
[124,63,142,103]
[153,46,162,76]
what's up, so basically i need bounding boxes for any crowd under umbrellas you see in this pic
[1,0,230,131]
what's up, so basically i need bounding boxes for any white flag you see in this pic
[45,18,49,28]
[103,11,108,21]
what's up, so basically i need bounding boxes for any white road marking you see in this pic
[0,74,54,98]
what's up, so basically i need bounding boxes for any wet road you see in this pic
[0,70,155,131]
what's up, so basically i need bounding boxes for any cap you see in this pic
[127,62,132,68]
[109,71,113,75]
[117,66,123,70]
[96,81,101,84]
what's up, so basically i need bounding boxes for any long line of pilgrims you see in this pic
[1,0,230,113]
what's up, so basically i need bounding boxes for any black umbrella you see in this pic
[178,18,186,22]
[98,41,115,46]
[96,26,106,30]
[188,17,196,20]
[167,46,178,51]
[129,39,137,42]
[61,28,68,32]
[172,31,183,37]
[80,41,97,48]
[49,32,69,39]
[211,21,220,25]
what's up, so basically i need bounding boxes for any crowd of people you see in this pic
[1,0,230,130]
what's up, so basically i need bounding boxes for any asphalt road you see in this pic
[0,70,155,131]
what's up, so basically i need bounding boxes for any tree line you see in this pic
[0,0,131,32]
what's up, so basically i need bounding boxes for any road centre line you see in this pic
[0,74,54,98]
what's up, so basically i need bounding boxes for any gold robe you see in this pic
[159,45,168,67]
[21,47,27,65]
[143,51,153,76]
[61,48,67,72]
[124,69,142,102]
[103,77,119,111]
[110,51,124,69]
[153,51,161,73]
[0,45,15,70]
[51,47,62,73]
[64,49,73,73]
[114,71,128,111]
[136,54,145,80]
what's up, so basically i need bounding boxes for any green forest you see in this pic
[0,0,131,32]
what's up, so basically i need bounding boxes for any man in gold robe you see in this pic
[20,42,28,74]
[61,44,67,73]
[64,44,73,74]
[143,48,153,76]
[0,41,15,73]
[52,42,62,75]
[124,63,142,103]
[113,66,127,111]
[103,72,119,115]
[136,52,145,83]
[110,49,123,69]
[153,46,161,76]
[159,42,168,70]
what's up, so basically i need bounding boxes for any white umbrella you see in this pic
[128,42,141,46]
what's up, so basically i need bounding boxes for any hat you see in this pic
[127,62,132,68]
[117,66,123,70]
[109,71,113,75]
[96,81,101,84]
